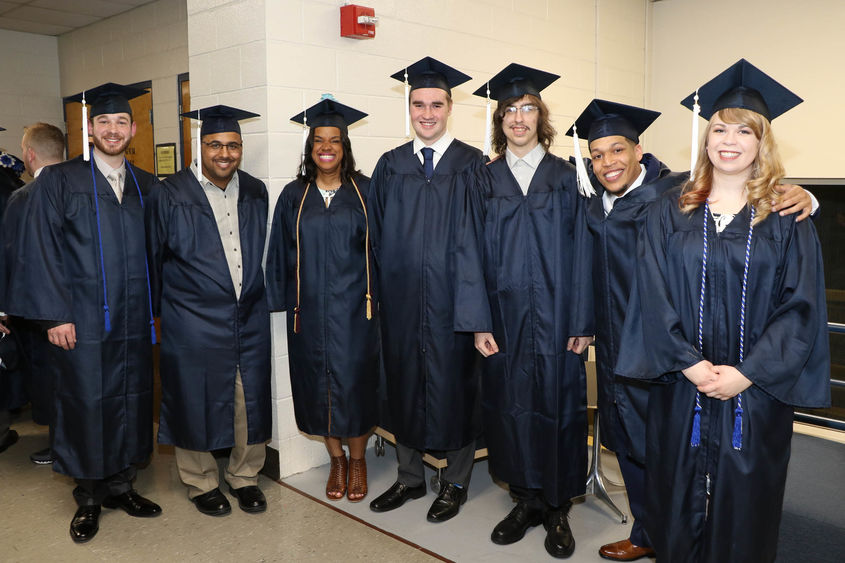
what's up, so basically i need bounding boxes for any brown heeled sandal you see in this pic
[326,454,347,500]
[347,457,368,502]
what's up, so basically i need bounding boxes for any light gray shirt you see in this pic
[93,151,125,202]
[193,163,243,298]
[505,143,546,195]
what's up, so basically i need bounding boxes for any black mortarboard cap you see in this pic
[389,56,471,95]
[565,99,660,144]
[472,63,559,101]
[67,82,147,117]
[290,97,367,134]
[680,59,802,121]
[181,104,260,136]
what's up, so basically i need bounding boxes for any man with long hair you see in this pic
[456,64,593,559]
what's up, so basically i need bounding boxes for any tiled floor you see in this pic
[0,412,637,562]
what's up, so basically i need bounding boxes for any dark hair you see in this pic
[491,94,556,157]
[296,126,358,183]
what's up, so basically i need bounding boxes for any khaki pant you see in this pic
[175,371,266,498]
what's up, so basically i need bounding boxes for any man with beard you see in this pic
[148,105,271,517]
[7,84,161,543]
[368,57,485,523]
[456,64,593,558]
[568,99,814,562]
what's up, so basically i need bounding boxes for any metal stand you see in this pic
[584,411,628,523]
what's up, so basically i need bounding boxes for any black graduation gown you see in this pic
[6,155,156,480]
[616,187,830,563]
[150,168,271,451]
[265,175,378,437]
[455,153,591,505]
[581,154,687,461]
[369,140,484,451]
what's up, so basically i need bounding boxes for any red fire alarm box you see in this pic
[340,4,377,39]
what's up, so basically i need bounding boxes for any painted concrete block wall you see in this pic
[0,30,62,160]
[646,0,844,179]
[187,0,649,477]
[56,0,188,173]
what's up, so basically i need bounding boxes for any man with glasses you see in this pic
[148,105,272,517]
[456,64,593,558]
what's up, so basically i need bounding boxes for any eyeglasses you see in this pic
[503,104,538,115]
[202,141,243,152]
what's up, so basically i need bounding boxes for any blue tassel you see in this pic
[732,397,743,450]
[104,307,111,332]
[690,404,701,447]
[150,321,157,345]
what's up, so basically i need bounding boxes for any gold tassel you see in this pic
[365,294,372,320]
[293,307,301,334]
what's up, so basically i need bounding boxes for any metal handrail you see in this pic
[829,322,845,334]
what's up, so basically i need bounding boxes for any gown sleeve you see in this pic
[265,186,289,312]
[8,166,72,323]
[367,156,387,273]
[737,217,830,408]
[569,191,595,337]
[615,195,704,381]
[145,181,167,316]
[453,160,493,333]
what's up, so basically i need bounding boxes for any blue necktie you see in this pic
[422,147,434,180]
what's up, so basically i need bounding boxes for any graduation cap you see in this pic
[67,82,147,161]
[566,99,660,145]
[681,59,802,178]
[67,82,147,118]
[290,96,367,134]
[472,63,559,102]
[390,57,471,137]
[181,104,260,180]
[0,126,5,132]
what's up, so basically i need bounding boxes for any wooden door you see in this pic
[178,73,191,169]
[63,82,155,174]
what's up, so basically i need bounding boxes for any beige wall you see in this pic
[187,0,651,477]
[646,0,844,179]
[0,30,62,156]
[57,0,189,172]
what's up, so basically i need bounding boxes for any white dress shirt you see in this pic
[414,131,454,171]
[505,143,546,195]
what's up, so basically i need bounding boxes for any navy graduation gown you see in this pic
[616,187,830,563]
[6,155,156,479]
[455,153,591,505]
[265,175,378,437]
[149,168,271,451]
[369,140,484,451]
[581,154,687,461]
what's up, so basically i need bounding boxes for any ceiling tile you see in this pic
[0,17,73,36]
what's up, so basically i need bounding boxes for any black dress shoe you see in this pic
[30,447,53,465]
[0,430,18,454]
[228,484,266,513]
[491,501,544,545]
[192,487,231,516]
[544,504,575,558]
[70,505,101,543]
[103,490,162,517]
[426,482,467,523]
[369,481,426,513]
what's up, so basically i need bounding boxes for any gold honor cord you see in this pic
[293,178,373,335]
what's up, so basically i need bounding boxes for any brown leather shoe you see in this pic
[599,538,655,561]
[326,454,348,500]
[347,457,368,502]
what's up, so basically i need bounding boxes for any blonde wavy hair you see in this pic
[679,107,785,224]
